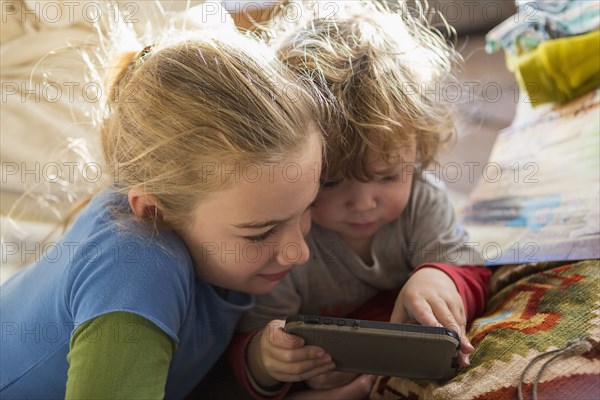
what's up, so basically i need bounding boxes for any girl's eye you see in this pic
[244,227,277,243]
[321,180,341,189]
[382,174,400,183]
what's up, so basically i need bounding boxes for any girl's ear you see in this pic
[128,188,162,221]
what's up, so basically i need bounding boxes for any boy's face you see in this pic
[311,150,416,252]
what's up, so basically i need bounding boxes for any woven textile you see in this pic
[371,260,600,400]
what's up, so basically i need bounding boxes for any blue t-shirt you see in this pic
[0,190,254,399]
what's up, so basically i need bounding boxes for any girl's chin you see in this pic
[248,281,280,296]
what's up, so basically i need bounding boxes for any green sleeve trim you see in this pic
[66,311,174,399]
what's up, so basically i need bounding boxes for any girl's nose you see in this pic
[276,215,311,266]
[276,234,310,266]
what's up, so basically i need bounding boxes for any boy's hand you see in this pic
[287,374,376,400]
[306,370,357,390]
[390,267,474,367]
[246,319,336,388]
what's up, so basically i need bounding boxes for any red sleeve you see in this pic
[413,264,492,322]
[227,330,293,400]
[227,265,490,399]
[344,289,398,322]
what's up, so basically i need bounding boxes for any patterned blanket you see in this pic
[371,260,600,400]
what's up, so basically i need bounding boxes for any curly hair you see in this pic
[264,0,461,181]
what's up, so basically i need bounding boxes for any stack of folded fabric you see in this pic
[486,0,600,105]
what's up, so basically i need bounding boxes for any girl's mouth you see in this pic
[258,269,291,281]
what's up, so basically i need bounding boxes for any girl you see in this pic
[0,28,322,399]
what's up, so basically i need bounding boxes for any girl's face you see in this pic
[179,132,322,295]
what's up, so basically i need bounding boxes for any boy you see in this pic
[230,2,491,398]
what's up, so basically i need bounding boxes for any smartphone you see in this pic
[284,314,460,380]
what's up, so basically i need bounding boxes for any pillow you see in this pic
[371,260,600,400]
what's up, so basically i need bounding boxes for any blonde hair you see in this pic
[102,31,321,229]
[264,0,460,181]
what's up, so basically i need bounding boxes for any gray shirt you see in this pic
[238,172,483,332]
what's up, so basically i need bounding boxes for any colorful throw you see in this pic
[371,260,600,400]
[486,0,600,55]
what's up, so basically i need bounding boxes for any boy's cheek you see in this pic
[300,211,312,236]
[310,208,337,228]
[309,195,336,216]
[312,188,345,211]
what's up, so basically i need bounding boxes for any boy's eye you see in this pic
[381,174,400,182]
[244,227,277,243]
[321,180,341,189]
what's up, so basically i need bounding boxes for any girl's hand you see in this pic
[390,267,474,367]
[246,319,336,388]
[287,374,376,400]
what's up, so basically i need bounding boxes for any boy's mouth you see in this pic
[348,221,377,229]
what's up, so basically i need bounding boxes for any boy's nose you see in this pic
[347,190,377,212]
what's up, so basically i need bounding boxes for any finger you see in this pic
[406,298,439,327]
[427,299,460,331]
[307,371,358,390]
[273,359,336,383]
[446,301,473,354]
[462,338,475,354]
[266,344,329,365]
[428,302,472,367]
[265,321,305,349]
[390,301,409,323]
[287,374,376,400]
[450,300,467,335]
[457,350,471,368]
[390,293,409,323]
